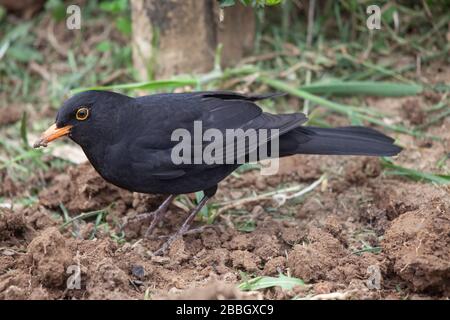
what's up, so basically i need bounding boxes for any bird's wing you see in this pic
[198,92,306,160]
[125,92,306,179]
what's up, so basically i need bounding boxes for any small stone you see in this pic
[131,265,145,279]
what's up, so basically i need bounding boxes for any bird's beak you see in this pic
[33,124,73,148]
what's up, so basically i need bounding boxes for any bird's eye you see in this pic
[76,107,89,121]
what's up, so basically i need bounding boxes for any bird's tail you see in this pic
[284,126,402,157]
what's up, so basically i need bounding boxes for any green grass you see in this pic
[235,219,257,232]
[239,273,305,291]
[382,158,450,184]
[59,205,109,231]
[0,1,133,107]
[351,246,382,255]
[57,202,126,241]
[0,2,135,184]
[300,81,423,97]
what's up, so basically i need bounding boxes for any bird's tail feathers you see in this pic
[292,126,402,157]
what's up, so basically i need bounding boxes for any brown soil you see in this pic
[1,110,449,299]
[0,105,22,127]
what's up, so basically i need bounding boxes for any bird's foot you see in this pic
[121,210,161,236]
[153,232,180,256]
[156,225,212,240]
[121,195,175,237]
[143,209,167,237]
[153,215,195,256]
[153,195,210,256]
[130,210,158,224]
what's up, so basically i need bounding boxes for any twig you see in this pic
[99,69,128,85]
[239,51,299,65]
[303,0,316,115]
[416,54,422,79]
[29,61,52,81]
[420,0,433,24]
[279,61,321,78]
[272,175,326,206]
[47,20,68,57]
[306,0,316,48]
[0,247,26,255]
[306,290,359,300]
[212,174,326,220]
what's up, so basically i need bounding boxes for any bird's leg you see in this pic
[143,194,176,237]
[122,195,175,237]
[154,195,210,256]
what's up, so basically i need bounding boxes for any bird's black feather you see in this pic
[49,90,401,195]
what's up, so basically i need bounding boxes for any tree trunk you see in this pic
[131,0,255,80]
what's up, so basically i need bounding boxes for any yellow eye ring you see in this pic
[76,107,89,121]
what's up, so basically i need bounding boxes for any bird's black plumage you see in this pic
[35,90,401,253]
[48,90,401,195]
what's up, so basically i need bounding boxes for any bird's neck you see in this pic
[71,133,109,174]
[83,145,104,168]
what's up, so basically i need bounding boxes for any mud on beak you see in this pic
[33,124,73,148]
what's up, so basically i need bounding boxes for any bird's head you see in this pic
[33,90,131,149]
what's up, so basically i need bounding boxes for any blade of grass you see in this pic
[436,153,449,170]
[89,211,105,240]
[72,65,258,94]
[20,111,29,149]
[239,274,305,291]
[338,54,413,83]
[60,207,110,229]
[382,158,450,184]
[195,191,209,218]
[428,100,447,112]
[417,107,450,130]
[59,203,71,223]
[351,246,382,255]
[300,81,422,97]
[0,149,44,170]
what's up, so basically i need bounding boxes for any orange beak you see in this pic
[33,124,73,148]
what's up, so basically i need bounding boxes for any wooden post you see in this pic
[131,0,255,80]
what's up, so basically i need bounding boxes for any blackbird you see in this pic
[34,90,401,253]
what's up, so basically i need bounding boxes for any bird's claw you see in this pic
[153,195,211,255]
[121,195,176,239]
[121,211,156,231]
[120,209,166,238]
[153,240,173,256]
[152,220,191,256]
[153,225,213,254]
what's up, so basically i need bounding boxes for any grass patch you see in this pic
[382,158,450,184]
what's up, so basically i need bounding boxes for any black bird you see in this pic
[34,90,401,254]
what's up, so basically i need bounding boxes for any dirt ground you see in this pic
[1,94,449,300]
[1,4,449,300]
